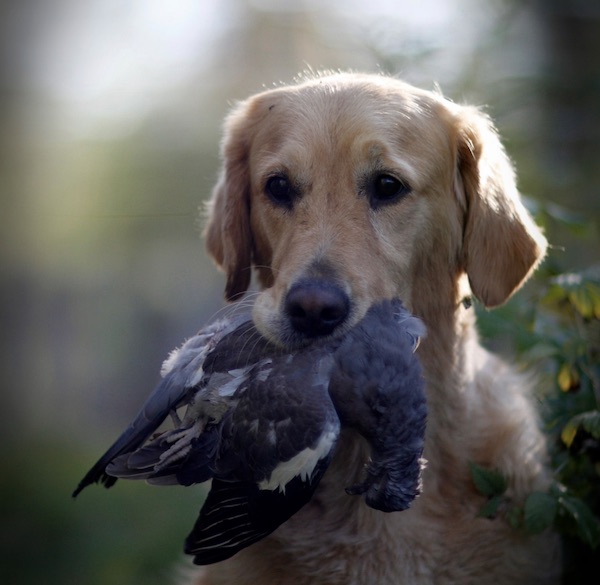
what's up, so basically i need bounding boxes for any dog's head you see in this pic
[204,73,546,347]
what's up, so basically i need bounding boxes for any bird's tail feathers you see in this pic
[72,461,118,497]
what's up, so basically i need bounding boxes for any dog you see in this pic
[191,72,560,584]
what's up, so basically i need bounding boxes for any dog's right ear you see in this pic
[454,106,547,308]
[204,103,255,301]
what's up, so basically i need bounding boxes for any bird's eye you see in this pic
[371,174,410,207]
[265,175,295,209]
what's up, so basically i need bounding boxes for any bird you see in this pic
[73,298,427,565]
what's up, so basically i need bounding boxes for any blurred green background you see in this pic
[1,0,598,583]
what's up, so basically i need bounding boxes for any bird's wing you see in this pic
[105,424,220,485]
[72,312,251,497]
[98,315,282,487]
[72,375,193,496]
[104,362,268,486]
[185,352,340,565]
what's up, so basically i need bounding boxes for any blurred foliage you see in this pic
[476,212,600,582]
[0,437,206,585]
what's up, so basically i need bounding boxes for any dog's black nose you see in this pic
[285,280,350,337]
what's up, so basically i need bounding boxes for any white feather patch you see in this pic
[258,425,337,493]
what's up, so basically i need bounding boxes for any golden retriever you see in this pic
[192,72,560,584]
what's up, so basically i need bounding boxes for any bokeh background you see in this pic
[1,1,598,583]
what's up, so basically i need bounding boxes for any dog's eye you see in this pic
[371,174,410,206]
[265,175,295,209]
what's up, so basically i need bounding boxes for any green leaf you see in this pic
[524,492,557,534]
[569,289,594,319]
[559,495,600,549]
[579,411,600,439]
[546,272,600,318]
[561,411,600,448]
[587,282,600,318]
[469,462,508,497]
[561,417,579,448]
[541,284,568,306]
[506,505,523,530]
[478,495,503,519]
[557,362,578,392]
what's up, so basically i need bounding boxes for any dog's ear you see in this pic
[204,103,255,301]
[455,107,547,308]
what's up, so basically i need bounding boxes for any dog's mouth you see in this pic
[252,277,360,350]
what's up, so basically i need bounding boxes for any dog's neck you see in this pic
[405,270,481,497]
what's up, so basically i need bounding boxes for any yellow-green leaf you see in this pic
[563,411,600,443]
[561,418,579,448]
[586,283,600,318]
[569,289,593,318]
[557,362,577,392]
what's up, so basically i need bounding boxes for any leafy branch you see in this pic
[474,264,600,580]
[470,462,600,549]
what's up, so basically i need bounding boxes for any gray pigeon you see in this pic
[73,299,427,565]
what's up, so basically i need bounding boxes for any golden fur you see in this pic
[193,72,560,584]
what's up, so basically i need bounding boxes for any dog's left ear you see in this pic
[455,107,547,308]
[204,101,256,301]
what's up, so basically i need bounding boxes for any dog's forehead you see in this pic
[248,77,453,185]
[257,78,439,136]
